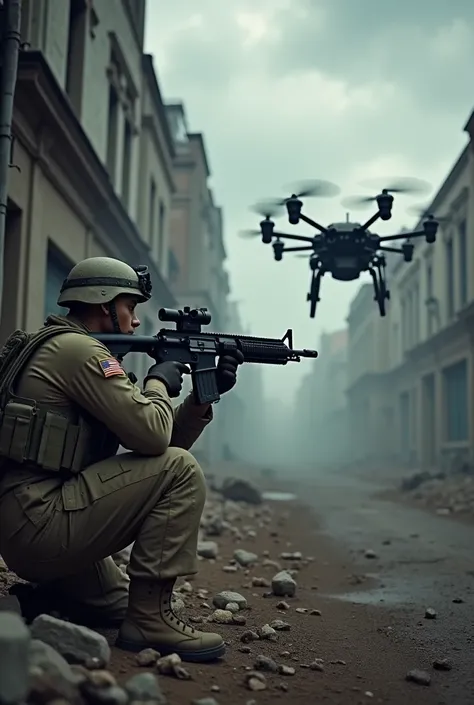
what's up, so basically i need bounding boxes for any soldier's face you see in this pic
[113,295,141,334]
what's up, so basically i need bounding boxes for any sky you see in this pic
[144,0,474,401]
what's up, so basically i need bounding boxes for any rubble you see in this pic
[401,469,474,517]
[271,570,297,597]
[135,648,160,666]
[405,669,431,686]
[30,614,111,665]
[433,658,452,671]
[254,654,278,672]
[0,612,31,705]
[221,477,263,505]
[245,671,267,691]
[233,549,258,566]
[197,541,219,559]
[212,591,247,610]
[124,671,166,702]
[0,477,462,704]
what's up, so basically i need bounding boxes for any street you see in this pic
[2,466,473,705]
[294,469,474,700]
[106,466,474,704]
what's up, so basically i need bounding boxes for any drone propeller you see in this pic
[238,229,262,239]
[340,195,376,210]
[278,179,341,203]
[358,176,431,196]
[249,199,284,218]
[406,204,451,223]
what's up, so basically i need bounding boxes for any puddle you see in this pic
[327,588,412,607]
[262,491,297,502]
[324,574,437,607]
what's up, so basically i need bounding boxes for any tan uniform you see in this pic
[0,315,212,622]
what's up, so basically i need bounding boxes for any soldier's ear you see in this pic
[100,303,111,316]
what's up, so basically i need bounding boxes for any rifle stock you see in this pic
[92,306,318,404]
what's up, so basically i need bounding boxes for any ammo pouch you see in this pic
[0,324,90,474]
[0,398,90,473]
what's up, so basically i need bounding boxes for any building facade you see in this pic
[165,101,229,329]
[345,110,474,472]
[165,101,235,464]
[3,0,176,375]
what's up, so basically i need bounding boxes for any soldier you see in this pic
[0,257,244,663]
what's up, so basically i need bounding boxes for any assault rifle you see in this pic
[93,306,318,404]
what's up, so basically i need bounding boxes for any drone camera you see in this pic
[286,195,302,225]
[273,241,284,261]
[376,191,393,221]
[401,240,414,263]
[309,256,319,271]
[423,217,438,244]
[260,218,275,244]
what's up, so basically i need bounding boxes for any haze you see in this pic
[144,0,474,404]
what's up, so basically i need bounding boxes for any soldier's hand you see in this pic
[145,361,190,398]
[216,349,244,394]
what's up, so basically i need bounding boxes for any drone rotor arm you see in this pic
[378,245,404,255]
[282,246,315,253]
[378,229,425,243]
[299,213,328,234]
[360,211,381,231]
[272,231,314,244]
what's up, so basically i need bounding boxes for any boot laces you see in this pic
[163,588,196,634]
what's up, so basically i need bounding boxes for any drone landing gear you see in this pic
[307,267,324,318]
[369,257,389,316]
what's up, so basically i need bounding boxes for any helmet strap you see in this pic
[108,300,122,334]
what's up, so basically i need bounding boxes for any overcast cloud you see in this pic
[144,1,474,401]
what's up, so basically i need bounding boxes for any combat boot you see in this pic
[115,579,225,663]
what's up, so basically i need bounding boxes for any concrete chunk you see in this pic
[0,611,31,705]
[30,614,110,665]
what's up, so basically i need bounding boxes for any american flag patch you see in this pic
[99,358,125,378]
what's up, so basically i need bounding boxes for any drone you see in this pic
[240,178,440,318]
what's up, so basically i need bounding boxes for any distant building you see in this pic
[218,300,267,467]
[4,0,175,359]
[345,109,474,472]
[295,328,350,468]
[165,101,242,464]
[165,102,229,330]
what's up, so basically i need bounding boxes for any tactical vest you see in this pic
[0,326,91,475]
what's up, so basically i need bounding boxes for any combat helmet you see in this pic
[57,257,152,307]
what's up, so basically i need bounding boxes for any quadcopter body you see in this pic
[241,179,439,319]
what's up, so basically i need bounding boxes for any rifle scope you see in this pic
[158,307,212,325]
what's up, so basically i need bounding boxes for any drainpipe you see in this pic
[0,0,22,313]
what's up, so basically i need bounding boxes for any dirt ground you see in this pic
[0,478,469,705]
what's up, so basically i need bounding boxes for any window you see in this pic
[106,84,119,184]
[168,249,180,285]
[443,359,468,442]
[121,118,133,207]
[148,178,156,245]
[401,298,406,352]
[45,244,73,320]
[406,290,413,349]
[426,260,434,336]
[65,0,86,114]
[413,283,420,345]
[158,201,166,261]
[445,239,454,319]
[458,219,467,307]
